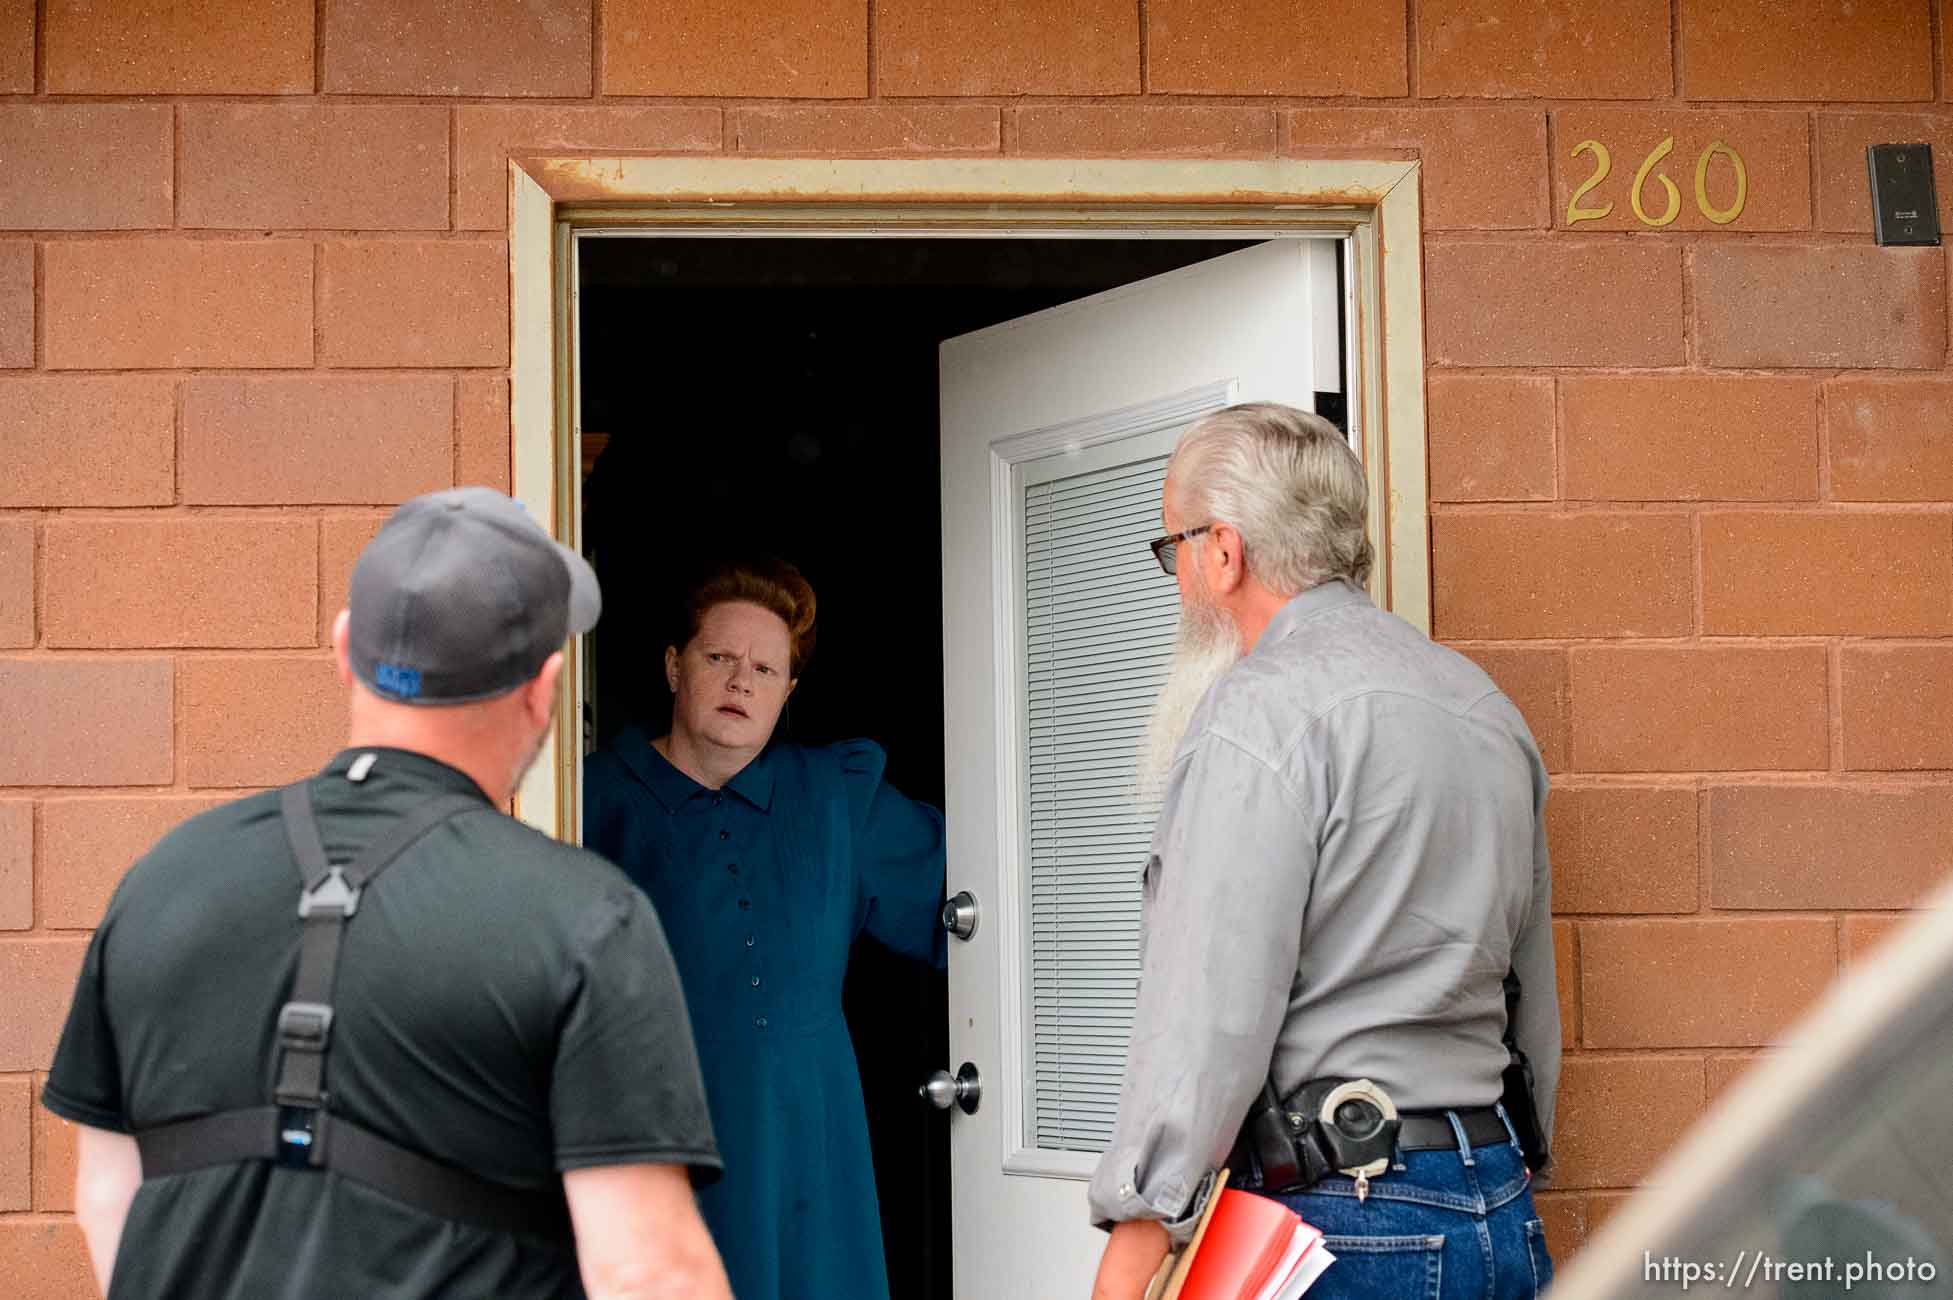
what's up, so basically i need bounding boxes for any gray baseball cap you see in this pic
[347,487,601,705]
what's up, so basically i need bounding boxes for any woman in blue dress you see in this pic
[583,558,946,1300]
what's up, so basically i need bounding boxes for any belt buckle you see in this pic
[1317,1078,1400,1203]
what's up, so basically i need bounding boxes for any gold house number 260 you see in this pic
[1566,137,1748,226]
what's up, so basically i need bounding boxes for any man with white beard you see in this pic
[1089,403,1559,1300]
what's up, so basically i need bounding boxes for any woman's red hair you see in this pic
[678,557,818,677]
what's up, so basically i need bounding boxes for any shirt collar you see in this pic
[1257,579,1372,649]
[613,726,775,814]
[322,746,495,804]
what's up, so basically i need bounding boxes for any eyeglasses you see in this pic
[1148,524,1212,576]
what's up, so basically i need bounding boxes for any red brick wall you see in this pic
[3,1,1950,1290]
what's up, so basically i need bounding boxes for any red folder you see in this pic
[1145,1175,1334,1300]
[1177,1189,1306,1300]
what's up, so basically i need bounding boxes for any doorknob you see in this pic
[919,1062,982,1114]
[940,890,979,941]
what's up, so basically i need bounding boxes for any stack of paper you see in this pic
[1150,1177,1337,1300]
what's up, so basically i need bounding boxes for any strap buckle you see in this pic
[276,1105,324,1168]
[278,1001,335,1051]
[298,866,360,919]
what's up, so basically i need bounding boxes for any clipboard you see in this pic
[1142,1169,1229,1300]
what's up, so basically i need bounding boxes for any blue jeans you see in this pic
[1250,1110,1553,1299]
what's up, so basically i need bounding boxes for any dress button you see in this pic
[745,935,756,947]
[750,975,762,987]
[755,1017,768,1029]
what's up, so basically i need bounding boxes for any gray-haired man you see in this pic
[46,488,732,1300]
[1089,404,1559,1300]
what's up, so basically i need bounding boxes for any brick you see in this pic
[0,938,87,1070]
[46,0,312,92]
[1705,1053,1765,1104]
[0,241,28,367]
[180,105,449,231]
[1693,245,1947,370]
[324,0,591,96]
[1552,1056,1703,1189]
[1570,646,1829,773]
[1420,0,1670,99]
[1704,512,1952,636]
[1549,786,1698,915]
[33,1095,77,1212]
[0,801,26,929]
[1432,513,1692,639]
[39,797,230,931]
[1827,378,1953,501]
[879,0,1137,95]
[1583,918,1836,1048]
[0,105,173,231]
[732,105,1000,156]
[457,376,512,493]
[45,240,312,370]
[0,1076,24,1210]
[1841,645,1953,769]
[1533,1191,1587,1264]
[1817,114,1953,233]
[602,0,866,97]
[182,656,344,788]
[1450,646,1567,773]
[1553,919,1577,1050]
[1843,914,1910,965]
[0,521,28,648]
[1016,107,1274,159]
[1427,241,1684,367]
[1426,376,1554,502]
[183,376,453,506]
[1551,109,1811,233]
[0,1220,94,1300]
[45,519,316,651]
[320,514,388,640]
[0,0,30,92]
[1682,0,1931,102]
[455,106,722,231]
[1709,784,1953,910]
[1562,375,1816,501]
[1147,0,1405,96]
[319,241,507,369]
[1287,108,1546,230]
[0,659,172,787]
[0,376,176,508]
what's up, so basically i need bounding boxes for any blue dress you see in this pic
[583,728,946,1300]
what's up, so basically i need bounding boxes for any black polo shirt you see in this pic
[43,748,720,1300]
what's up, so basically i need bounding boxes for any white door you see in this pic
[939,239,1343,1298]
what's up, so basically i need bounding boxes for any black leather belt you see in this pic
[1395,1105,1510,1152]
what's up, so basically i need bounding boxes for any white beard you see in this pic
[1135,583,1242,803]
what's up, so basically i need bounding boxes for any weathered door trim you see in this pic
[508,158,1429,837]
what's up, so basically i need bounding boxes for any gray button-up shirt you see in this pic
[1087,580,1558,1239]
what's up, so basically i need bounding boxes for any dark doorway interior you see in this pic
[576,235,1309,1299]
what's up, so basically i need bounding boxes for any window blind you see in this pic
[1022,452,1180,1153]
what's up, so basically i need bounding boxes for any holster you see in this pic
[1501,969,1550,1174]
[1225,1079,1375,1194]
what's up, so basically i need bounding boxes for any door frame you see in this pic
[506,157,1430,838]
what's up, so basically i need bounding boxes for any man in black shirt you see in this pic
[43,488,731,1299]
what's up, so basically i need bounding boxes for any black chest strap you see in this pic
[134,780,573,1243]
